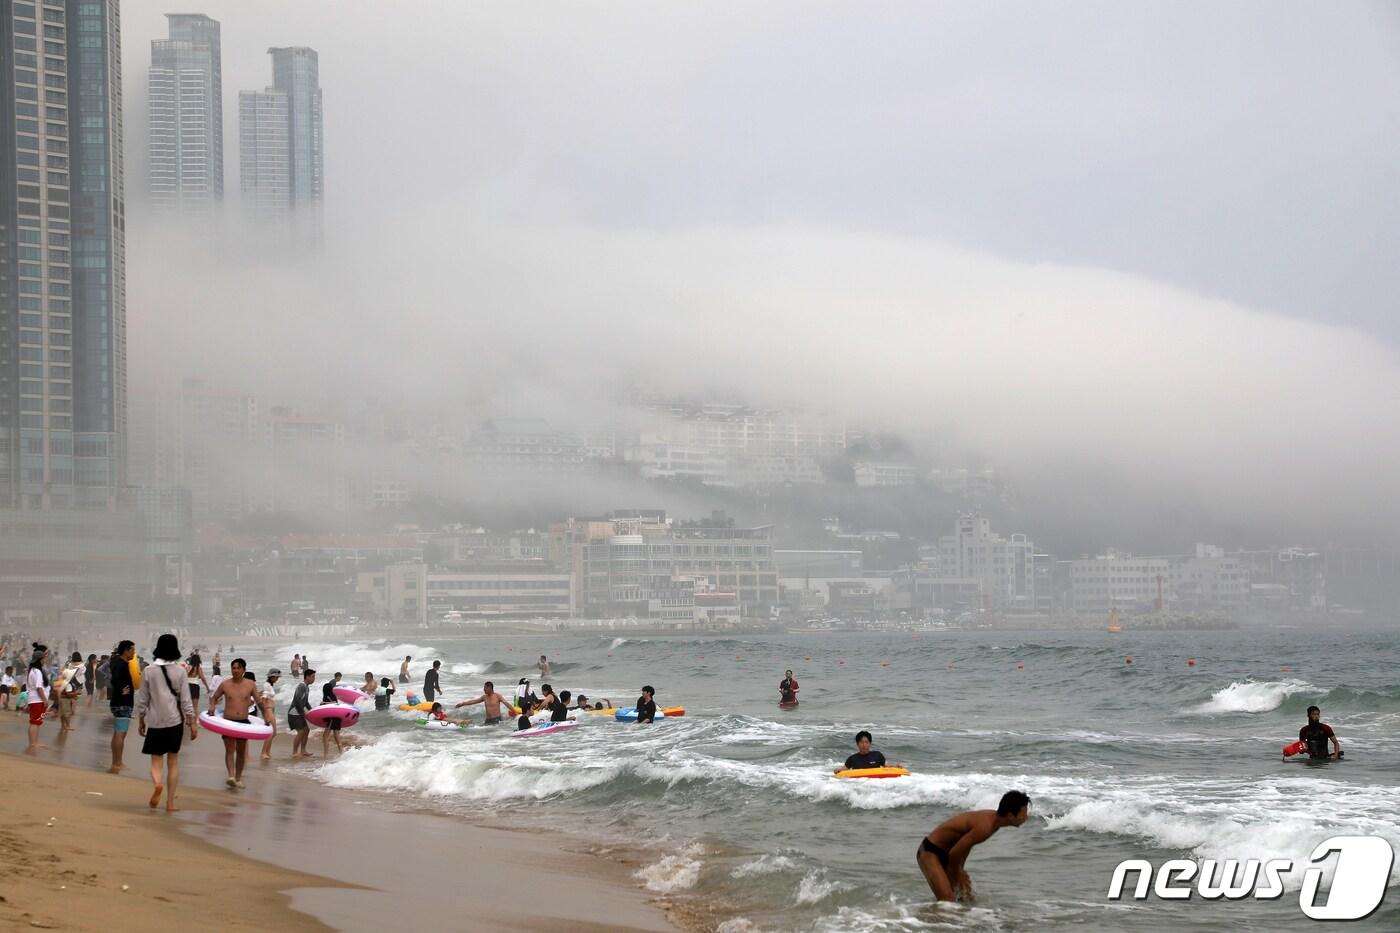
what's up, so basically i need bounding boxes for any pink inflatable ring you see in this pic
[306,703,361,728]
[199,711,274,740]
[333,685,370,705]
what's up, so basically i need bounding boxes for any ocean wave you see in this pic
[1189,679,1317,714]
[732,853,799,878]
[795,869,850,905]
[638,844,705,893]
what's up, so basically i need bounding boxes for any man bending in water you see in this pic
[455,680,514,724]
[917,790,1030,902]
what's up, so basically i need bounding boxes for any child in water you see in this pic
[375,677,395,711]
[428,702,467,725]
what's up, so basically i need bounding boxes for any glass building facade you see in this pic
[240,46,321,248]
[2,0,123,512]
[148,12,221,209]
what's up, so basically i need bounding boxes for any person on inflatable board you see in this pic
[547,690,574,722]
[288,669,316,759]
[208,658,258,788]
[635,686,658,724]
[516,710,535,731]
[423,660,443,702]
[572,693,590,710]
[836,730,902,774]
[917,790,1030,903]
[455,680,513,724]
[1300,705,1343,760]
[109,640,140,773]
[779,670,799,704]
[375,677,396,711]
[322,672,342,704]
[515,678,540,714]
[536,683,558,715]
[428,702,468,725]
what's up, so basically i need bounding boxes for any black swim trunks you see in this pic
[919,838,950,869]
[484,716,502,725]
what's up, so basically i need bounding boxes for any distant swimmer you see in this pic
[400,656,411,684]
[834,730,901,774]
[1301,705,1343,760]
[917,790,1030,902]
[455,681,514,724]
[779,669,799,704]
[538,655,551,678]
[635,685,658,724]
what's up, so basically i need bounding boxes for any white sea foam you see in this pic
[732,853,798,878]
[715,920,760,933]
[1191,679,1316,714]
[637,844,704,893]
[795,869,849,905]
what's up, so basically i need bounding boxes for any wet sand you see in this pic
[0,705,677,932]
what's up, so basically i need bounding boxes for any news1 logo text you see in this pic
[1107,836,1393,920]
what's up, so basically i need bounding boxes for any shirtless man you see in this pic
[917,790,1030,902]
[454,680,514,724]
[208,658,258,788]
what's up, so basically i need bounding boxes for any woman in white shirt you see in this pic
[25,644,50,752]
[135,634,196,812]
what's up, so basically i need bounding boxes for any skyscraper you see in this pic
[239,46,321,244]
[1,0,125,512]
[148,12,222,209]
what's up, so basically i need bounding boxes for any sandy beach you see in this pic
[0,706,677,932]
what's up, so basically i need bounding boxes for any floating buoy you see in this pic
[948,663,956,670]
[839,659,845,665]
[736,655,743,661]
[1125,657,1133,665]
[698,655,704,660]
[1281,666,1289,672]
[1187,658,1195,666]
[881,661,889,667]
[1017,664,1024,670]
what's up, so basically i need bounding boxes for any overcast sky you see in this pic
[120,2,1400,543]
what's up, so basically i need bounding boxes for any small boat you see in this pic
[1107,608,1123,633]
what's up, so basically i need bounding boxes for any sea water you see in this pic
[233,627,1400,931]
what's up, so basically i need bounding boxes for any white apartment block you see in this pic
[938,515,1036,611]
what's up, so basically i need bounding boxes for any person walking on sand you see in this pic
[259,670,281,761]
[135,634,197,811]
[288,669,316,759]
[108,640,139,772]
[25,645,50,752]
[207,658,258,788]
[400,655,411,684]
[57,652,84,731]
[186,653,211,707]
[84,653,97,707]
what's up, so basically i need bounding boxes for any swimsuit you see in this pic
[920,838,950,869]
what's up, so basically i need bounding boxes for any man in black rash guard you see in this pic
[549,690,572,722]
[635,685,658,723]
[1300,705,1343,760]
[836,730,901,773]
